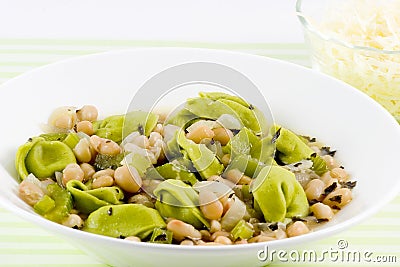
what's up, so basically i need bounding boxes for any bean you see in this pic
[93,169,115,179]
[310,203,334,220]
[210,231,230,241]
[330,167,349,182]
[200,230,211,242]
[249,235,276,243]
[286,221,310,237]
[80,163,95,182]
[323,188,352,208]
[322,155,340,169]
[180,239,194,246]
[62,163,84,186]
[76,105,98,122]
[114,165,142,193]
[186,125,214,144]
[210,220,222,234]
[76,121,94,136]
[153,123,164,136]
[128,193,154,208]
[212,128,233,146]
[235,239,248,244]
[18,180,44,206]
[305,179,325,201]
[199,242,220,246]
[214,236,233,245]
[275,228,287,239]
[224,169,251,185]
[92,175,114,189]
[132,135,150,149]
[125,236,141,242]
[73,138,92,163]
[62,214,84,229]
[199,190,223,220]
[221,154,231,167]
[167,219,201,241]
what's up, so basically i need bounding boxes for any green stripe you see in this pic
[0,249,83,255]
[0,72,21,78]
[2,265,103,267]
[0,38,307,49]
[0,49,102,55]
[0,62,50,67]
[0,236,61,243]
[0,222,34,228]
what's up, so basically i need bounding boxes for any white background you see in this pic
[0,0,303,42]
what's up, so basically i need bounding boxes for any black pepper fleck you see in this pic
[138,124,144,135]
[107,207,113,216]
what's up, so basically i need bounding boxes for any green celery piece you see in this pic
[199,91,249,106]
[83,204,166,239]
[164,130,183,160]
[273,125,327,174]
[231,220,254,240]
[39,133,68,141]
[43,183,73,223]
[34,195,56,215]
[94,111,159,143]
[177,130,224,180]
[146,162,198,185]
[149,227,173,244]
[153,180,209,229]
[15,137,44,180]
[25,140,76,179]
[94,153,124,170]
[62,133,80,149]
[252,166,309,222]
[66,180,124,214]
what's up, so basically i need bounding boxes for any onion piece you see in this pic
[216,114,242,130]
[220,196,246,231]
[193,181,234,198]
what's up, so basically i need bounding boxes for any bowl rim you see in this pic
[296,0,400,55]
[0,47,400,253]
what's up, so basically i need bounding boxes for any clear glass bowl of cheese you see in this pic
[296,0,400,122]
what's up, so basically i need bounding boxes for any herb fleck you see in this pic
[268,222,278,231]
[138,124,144,135]
[248,104,254,110]
[329,195,342,203]
[271,127,282,143]
[341,181,357,189]
[324,182,337,195]
[107,207,113,216]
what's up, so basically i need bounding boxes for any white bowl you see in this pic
[0,48,399,267]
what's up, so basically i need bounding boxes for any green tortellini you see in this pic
[21,138,76,179]
[273,125,328,175]
[252,165,309,222]
[41,183,73,223]
[146,162,198,186]
[153,180,209,229]
[177,130,224,180]
[93,111,159,143]
[83,204,166,239]
[66,180,124,214]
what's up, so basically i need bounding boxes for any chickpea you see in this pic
[323,188,352,208]
[114,165,142,193]
[186,125,215,144]
[62,214,84,229]
[62,163,84,186]
[153,123,164,136]
[149,132,163,147]
[212,128,233,146]
[286,221,310,237]
[90,135,121,156]
[310,203,334,220]
[80,163,95,182]
[76,105,98,122]
[199,190,223,220]
[305,179,325,201]
[76,121,94,136]
[18,180,44,206]
[322,155,340,169]
[92,175,114,189]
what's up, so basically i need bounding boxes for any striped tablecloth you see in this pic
[0,39,398,267]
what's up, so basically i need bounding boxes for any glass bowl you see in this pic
[296,0,400,122]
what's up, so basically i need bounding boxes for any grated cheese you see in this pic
[306,0,400,121]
